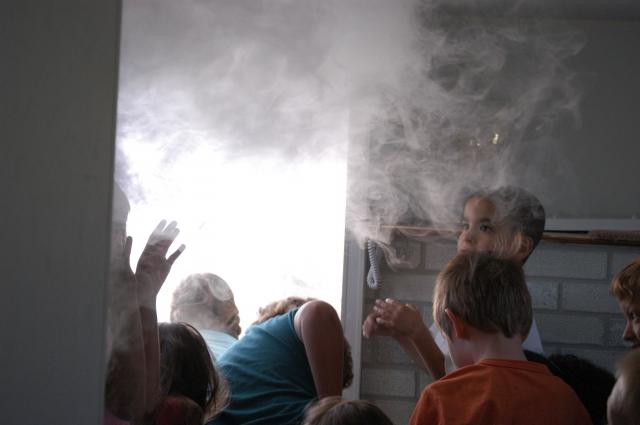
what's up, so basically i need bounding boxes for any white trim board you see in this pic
[340,234,366,400]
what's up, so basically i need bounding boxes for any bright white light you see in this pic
[123,143,347,333]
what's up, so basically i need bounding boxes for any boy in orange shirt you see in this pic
[409,253,591,425]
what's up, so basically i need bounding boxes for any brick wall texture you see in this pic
[360,239,640,425]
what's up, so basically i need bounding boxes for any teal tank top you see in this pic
[208,308,317,425]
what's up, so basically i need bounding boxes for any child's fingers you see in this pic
[167,244,186,265]
[373,305,392,318]
[154,219,167,232]
[375,318,401,335]
[165,220,177,233]
[362,316,376,338]
[375,298,396,310]
[375,316,394,328]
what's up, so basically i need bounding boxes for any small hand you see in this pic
[372,298,424,339]
[362,309,394,338]
[135,220,185,304]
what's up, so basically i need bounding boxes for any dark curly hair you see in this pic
[303,397,393,425]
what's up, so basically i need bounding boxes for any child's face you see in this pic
[457,196,526,261]
[618,299,640,348]
[458,196,502,254]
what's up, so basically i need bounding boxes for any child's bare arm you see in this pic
[400,324,445,380]
[294,300,345,398]
[105,236,146,421]
[363,299,445,379]
[135,220,185,415]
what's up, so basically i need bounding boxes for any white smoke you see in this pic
[116,0,585,247]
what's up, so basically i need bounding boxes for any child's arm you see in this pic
[135,220,185,415]
[105,236,147,421]
[363,299,445,379]
[294,300,345,398]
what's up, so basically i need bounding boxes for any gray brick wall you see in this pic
[360,239,640,424]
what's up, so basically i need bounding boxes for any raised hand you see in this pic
[362,309,394,338]
[135,220,185,306]
[363,298,445,378]
[371,298,425,339]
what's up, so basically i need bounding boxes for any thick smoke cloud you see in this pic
[116,0,584,246]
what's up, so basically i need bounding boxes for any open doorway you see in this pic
[116,0,349,339]
[119,148,347,333]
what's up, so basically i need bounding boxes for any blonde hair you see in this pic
[303,397,393,425]
[253,296,314,325]
[608,349,640,425]
[611,258,640,304]
[170,273,234,329]
[433,253,532,339]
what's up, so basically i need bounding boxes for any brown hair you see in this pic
[487,186,546,251]
[433,252,532,339]
[303,397,393,425]
[611,258,640,304]
[158,323,229,420]
[341,339,354,390]
[608,349,640,425]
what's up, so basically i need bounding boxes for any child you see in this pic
[610,257,640,349]
[302,397,393,425]
[363,185,546,378]
[607,348,640,425]
[208,298,353,425]
[409,253,591,424]
[151,322,228,425]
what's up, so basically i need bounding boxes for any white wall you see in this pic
[0,2,121,424]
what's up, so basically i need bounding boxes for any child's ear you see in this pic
[445,308,467,339]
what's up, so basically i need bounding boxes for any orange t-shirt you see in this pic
[409,359,592,425]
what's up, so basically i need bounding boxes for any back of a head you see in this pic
[433,252,532,340]
[549,354,616,425]
[253,296,315,325]
[303,397,393,425]
[487,186,546,257]
[158,323,228,420]
[170,273,234,330]
[611,258,640,304]
[608,349,640,425]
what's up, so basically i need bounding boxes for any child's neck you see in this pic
[469,331,527,363]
